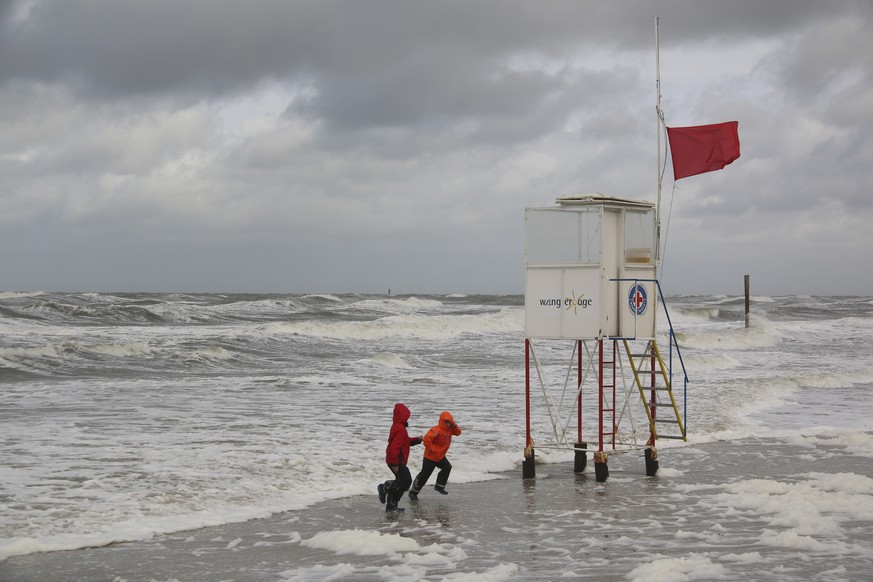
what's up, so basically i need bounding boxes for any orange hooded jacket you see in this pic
[422,411,462,462]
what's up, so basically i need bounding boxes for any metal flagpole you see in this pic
[655,16,663,277]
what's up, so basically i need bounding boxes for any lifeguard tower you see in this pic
[523,193,687,482]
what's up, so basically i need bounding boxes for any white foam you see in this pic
[655,466,684,477]
[301,529,421,556]
[788,431,873,457]
[366,352,413,369]
[0,344,64,370]
[279,563,358,581]
[84,342,153,358]
[680,320,780,351]
[389,296,444,310]
[669,306,721,324]
[696,471,873,558]
[0,291,46,299]
[302,294,344,302]
[261,308,523,341]
[682,353,741,370]
[351,296,445,313]
[758,529,856,554]
[626,554,730,581]
[299,528,468,569]
[751,295,776,303]
[440,563,520,581]
[719,552,765,564]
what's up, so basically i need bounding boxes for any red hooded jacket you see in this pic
[385,403,422,466]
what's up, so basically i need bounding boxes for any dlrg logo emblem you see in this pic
[628,284,647,316]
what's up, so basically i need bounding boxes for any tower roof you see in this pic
[555,193,655,210]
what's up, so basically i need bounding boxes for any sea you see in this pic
[1,292,872,581]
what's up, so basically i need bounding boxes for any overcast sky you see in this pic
[2,1,871,295]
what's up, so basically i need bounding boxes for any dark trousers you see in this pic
[411,457,452,493]
[384,464,412,509]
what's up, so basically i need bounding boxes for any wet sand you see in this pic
[3,436,872,581]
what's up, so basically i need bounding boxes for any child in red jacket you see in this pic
[378,403,422,512]
[409,411,462,499]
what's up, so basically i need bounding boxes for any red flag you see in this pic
[666,121,740,180]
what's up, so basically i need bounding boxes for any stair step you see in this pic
[657,435,686,440]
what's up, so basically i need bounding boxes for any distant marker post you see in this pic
[744,275,750,328]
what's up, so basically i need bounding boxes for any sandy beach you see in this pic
[4,435,872,582]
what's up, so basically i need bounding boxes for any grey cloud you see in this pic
[2,0,873,294]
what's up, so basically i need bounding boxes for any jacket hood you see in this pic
[439,411,455,426]
[393,403,411,424]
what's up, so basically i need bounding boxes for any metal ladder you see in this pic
[599,339,617,450]
[622,339,686,443]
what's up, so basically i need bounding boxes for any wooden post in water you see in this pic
[744,275,750,328]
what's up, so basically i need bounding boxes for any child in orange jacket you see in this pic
[409,411,462,499]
